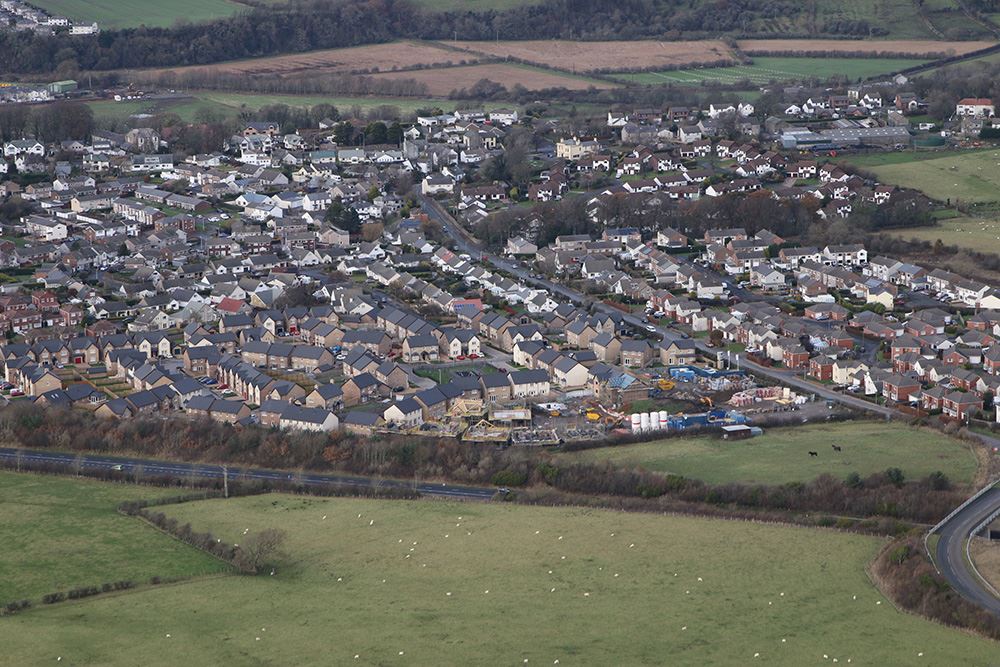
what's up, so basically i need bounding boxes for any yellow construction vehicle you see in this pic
[657,379,675,391]
[585,410,602,423]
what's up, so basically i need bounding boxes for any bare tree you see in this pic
[233,528,287,574]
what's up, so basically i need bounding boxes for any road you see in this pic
[422,194,898,410]
[0,447,497,501]
[424,195,1000,612]
[934,483,1000,615]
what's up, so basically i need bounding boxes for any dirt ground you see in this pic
[451,39,736,72]
[143,41,477,77]
[738,39,995,57]
[372,63,617,94]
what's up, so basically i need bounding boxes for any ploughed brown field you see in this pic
[141,41,478,77]
[738,39,996,57]
[372,63,616,94]
[450,39,737,72]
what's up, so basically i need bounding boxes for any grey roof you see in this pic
[509,369,549,385]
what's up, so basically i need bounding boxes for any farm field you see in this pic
[372,63,615,94]
[5,492,999,665]
[29,0,281,29]
[0,472,227,603]
[738,38,996,57]
[193,91,510,115]
[452,39,737,72]
[139,41,477,78]
[611,56,926,85]
[891,215,1000,255]
[866,149,1000,203]
[842,147,996,168]
[560,422,977,486]
[86,92,496,124]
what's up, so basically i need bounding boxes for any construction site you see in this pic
[371,364,816,446]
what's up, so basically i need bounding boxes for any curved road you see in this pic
[934,484,1000,615]
[424,194,1000,612]
[0,448,497,500]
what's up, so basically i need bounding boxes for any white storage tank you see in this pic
[650,412,660,431]
[658,410,669,425]
[640,412,650,432]
[631,413,641,432]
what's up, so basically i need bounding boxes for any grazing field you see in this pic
[143,41,476,78]
[453,39,737,72]
[866,149,1000,203]
[372,63,614,94]
[843,147,993,167]
[5,493,999,665]
[612,56,926,85]
[29,0,281,29]
[560,422,977,486]
[738,38,996,57]
[891,216,1000,255]
[0,472,227,603]
[192,91,511,115]
[87,92,501,124]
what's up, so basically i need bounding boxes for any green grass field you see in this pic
[866,149,1000,204]
[88,92,510,124]
[29,0,284,29]
[892,215,1000,254]
[611,57,927,86]
[809,0,942,39]
[0,472,228,602]
[560,422,977,486]
[844,147,997,168]
[5,492,999,665]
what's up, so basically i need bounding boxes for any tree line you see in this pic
[0,100,93,142]
[0,0,889,76]
[0,404,970,525]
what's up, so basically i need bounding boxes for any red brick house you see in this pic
[890,335,921,361]
[783,344,810,369]
[984,346,1000,375]
[904,321,939,338]
[920,386,946,412]
[803,303,849,322]
[31,290,58,310]
[942,391,981,421]
[883,374,920,403]
[950,368,984,393]
[808,355,835,381]
[60,305,83,328]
